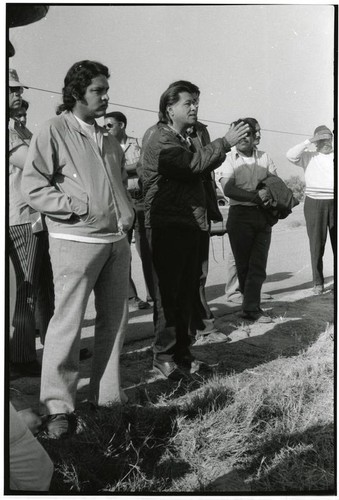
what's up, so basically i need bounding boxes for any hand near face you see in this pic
[225,122,250,147]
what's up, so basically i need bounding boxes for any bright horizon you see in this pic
[8,4,335,179]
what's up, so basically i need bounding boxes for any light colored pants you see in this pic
[40,237,130,414]
[9,403,54,491]
[225,247,241,299]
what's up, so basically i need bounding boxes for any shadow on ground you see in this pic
[76,290,333,407]
[11,285,334,413]
[203,422,334,494]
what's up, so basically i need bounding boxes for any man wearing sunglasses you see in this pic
[104,111,154,310]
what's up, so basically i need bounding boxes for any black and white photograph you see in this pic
[6,3,335,495]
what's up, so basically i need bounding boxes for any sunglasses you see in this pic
[10,86,24,95]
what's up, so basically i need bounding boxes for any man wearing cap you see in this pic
[286,126,334,295]
[8,68,44,377]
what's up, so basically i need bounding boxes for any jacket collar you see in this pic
[63,110,106,137]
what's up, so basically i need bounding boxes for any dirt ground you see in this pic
[10,203,334,410]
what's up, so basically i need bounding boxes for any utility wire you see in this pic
[27,85,311,137]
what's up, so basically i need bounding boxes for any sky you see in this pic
[8,3,335,179]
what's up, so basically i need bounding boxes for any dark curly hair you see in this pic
[56,60,110,115]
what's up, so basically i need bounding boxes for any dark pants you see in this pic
[9,224,46,363]
[226,206,272,312]
[147,227,200,363]
[128,200,155,301]
[189,230,214,335]
[304,196,335,286]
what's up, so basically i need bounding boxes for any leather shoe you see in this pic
[153,359,189,380]
[241,310,272,323]
[226,294,243,304]
[313,285,324,295]
[129,297,152,310]
[43,412,77,439]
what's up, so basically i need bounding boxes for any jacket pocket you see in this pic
[69,192,89,219]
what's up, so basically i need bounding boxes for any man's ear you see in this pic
[120,122,126,130]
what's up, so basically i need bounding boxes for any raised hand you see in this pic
[225,121,250,146]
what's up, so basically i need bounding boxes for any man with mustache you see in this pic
[218,118,277,323]
[22,60,134,438]
[222,117,273,305]
[286,126,334,295]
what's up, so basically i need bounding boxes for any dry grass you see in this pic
[41,324,334,494]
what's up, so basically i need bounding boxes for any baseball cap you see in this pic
[311,125,333,142]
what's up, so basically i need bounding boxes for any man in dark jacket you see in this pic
[140,81,249,379]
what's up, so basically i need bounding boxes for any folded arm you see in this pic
[220,176,263,204]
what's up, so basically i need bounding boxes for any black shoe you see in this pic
[177,355,210,374]
[79,348,92,361]
[43,412,77,439]
[241,310,272,323]
[153,359,189,380]
[129,297,152,310]
[11,360,41,377]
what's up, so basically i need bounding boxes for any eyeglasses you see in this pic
[10,86,24,95]
[105,122,122,129]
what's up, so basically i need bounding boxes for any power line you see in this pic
[27,85,311,137]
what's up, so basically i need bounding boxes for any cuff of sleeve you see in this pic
[222,137,231,151]
[252,192,263,205]
[304,139,311,145]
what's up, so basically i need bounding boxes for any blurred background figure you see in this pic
[104,111,154,310]
[8,68,46,378]
[13,99,32,138]
[286,125,334,295]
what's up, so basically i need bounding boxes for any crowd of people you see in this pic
[8,59,334,489]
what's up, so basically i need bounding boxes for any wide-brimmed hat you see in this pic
[311,125,333,142]
[9,68,28,88]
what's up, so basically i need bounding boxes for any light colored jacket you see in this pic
[22,111,134,238]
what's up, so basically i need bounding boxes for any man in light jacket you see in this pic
[22,60,134,439]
